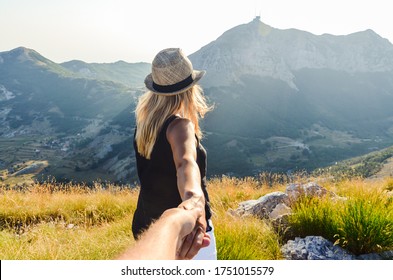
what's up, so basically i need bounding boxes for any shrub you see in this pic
[335,195,393,255]
[289,181,393,255]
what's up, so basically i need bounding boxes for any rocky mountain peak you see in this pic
[219,16,275,42]
[5,47,40,61]
[190,19,393,89]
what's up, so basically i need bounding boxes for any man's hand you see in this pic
[117,207,209,260]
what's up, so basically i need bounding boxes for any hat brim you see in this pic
[144,70,205,96]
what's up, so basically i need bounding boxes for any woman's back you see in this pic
[132,115,211,238]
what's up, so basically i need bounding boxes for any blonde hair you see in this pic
[135,85,213,159]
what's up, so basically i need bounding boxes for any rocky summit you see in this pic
[191,17,393,89]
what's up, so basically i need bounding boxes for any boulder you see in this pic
[286,182,335,201]
[235,182,339,220]
[269,203,292,219]
[281,236,355,260]
[236,191,289,219]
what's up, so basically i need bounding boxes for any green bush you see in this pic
[289,188,393,256]
[335,196,393,255]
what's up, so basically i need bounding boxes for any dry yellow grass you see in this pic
[1,175,392,259]
[207,176,284,259]
[0,183,138,259]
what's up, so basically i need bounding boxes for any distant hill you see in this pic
[313,145,393,180]
[2,17,393,183]
[61,60,150,88]
[0,47,137,127]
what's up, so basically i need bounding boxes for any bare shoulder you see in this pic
[166,117,195,143]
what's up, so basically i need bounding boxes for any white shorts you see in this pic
[193,220,217,260]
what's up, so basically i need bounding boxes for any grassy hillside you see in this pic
[313,145,393,179]
[1,175,392,260]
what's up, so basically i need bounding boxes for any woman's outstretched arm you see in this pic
[166,117,209,259]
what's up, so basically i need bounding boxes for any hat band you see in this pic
[152,74,193,93]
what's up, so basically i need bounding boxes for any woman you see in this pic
[132,48,216,260]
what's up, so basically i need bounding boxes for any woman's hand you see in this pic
[176,224,210,260]
[176,198,210,259]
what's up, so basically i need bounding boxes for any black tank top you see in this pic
[132,115,212,238]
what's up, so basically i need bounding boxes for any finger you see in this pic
[195,216,207,233]
[184,227,205,259]
[190,207,203,220]
[177,208,204,239]
[176,230,210,259]
[177,229,197,259]
[201,232,211,248]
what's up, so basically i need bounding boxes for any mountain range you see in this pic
[1,17,393,184]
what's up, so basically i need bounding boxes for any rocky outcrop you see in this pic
[233,182,336,240]
[234,182,337,221]
[236,191,289,219]
[285,182,337,201]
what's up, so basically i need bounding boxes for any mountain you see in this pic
[191,17,393,89]
[0,47,147,183]
[0,47,142,140]
[2,18,393,184]
[190,17,393,175]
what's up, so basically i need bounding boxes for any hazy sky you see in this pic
[1,0,392,63]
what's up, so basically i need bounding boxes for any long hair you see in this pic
[135,85,213,159]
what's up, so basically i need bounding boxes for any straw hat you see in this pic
[144,48,205,95]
